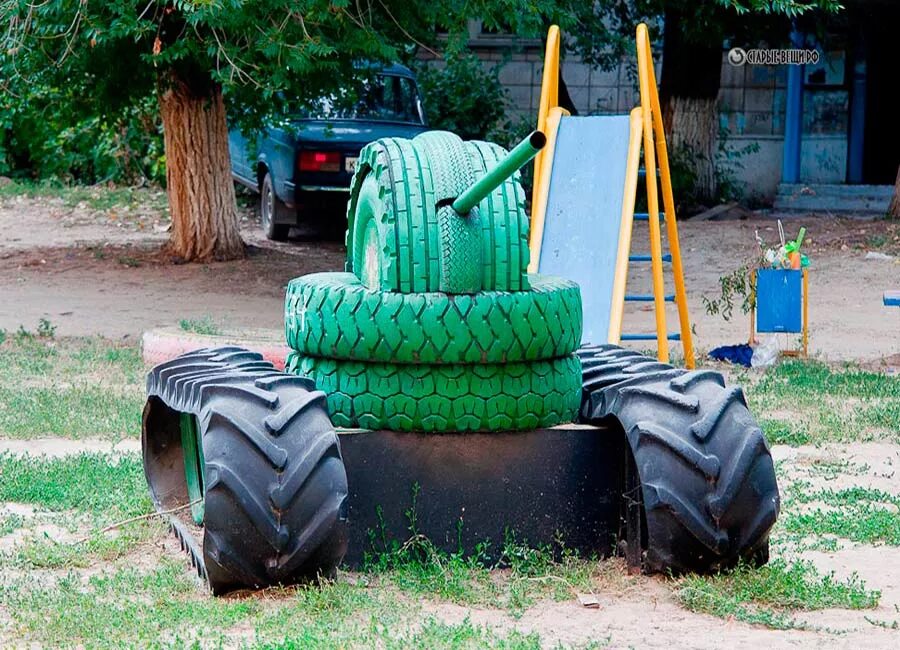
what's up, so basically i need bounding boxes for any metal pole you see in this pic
[782,26,805,184]
[452,131,546,215]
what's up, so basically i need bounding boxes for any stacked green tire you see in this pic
[288,130,583,432]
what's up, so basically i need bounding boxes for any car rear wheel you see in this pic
[261,172,291,241]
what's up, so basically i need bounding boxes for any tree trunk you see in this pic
[891,166,900,218]
[158,73,244,262]
[666,97,719,202]
[660,8,724,204]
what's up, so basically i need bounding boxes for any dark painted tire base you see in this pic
[142,347,349,594]
[577,344,780,574]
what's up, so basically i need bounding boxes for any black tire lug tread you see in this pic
[143,347,349,593]
[577,344,780,574]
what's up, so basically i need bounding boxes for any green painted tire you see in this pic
[345,137,438,292]
[285,272,582,365]
[412,131,482,293]
[286,352,582,432]
[465,140,530,292]
[345,132,532,294]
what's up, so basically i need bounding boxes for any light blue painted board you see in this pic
[538,115,631,345]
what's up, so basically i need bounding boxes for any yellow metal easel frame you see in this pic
[529,23,695,369]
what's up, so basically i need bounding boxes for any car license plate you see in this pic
[345,156,358,173]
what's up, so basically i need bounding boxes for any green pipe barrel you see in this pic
[451,130,546,215]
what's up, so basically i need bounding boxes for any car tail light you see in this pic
[299,151,341,172]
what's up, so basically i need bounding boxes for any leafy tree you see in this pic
[0,1,554,261]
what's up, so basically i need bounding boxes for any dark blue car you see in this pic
[229,65,428,240]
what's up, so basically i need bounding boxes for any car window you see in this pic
[301,74,424,124]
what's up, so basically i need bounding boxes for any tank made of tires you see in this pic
[141,130,779,594]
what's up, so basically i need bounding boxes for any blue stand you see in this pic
[751,268,808,357]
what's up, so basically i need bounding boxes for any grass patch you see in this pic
[0,334,144,438]
[0,179,168,215]
[363,521,604,616]
[254,618,547,650]
[0,453,156,570]
[675,558,879,630]
[0,513,25,535]
[0,557,554,649]
[784,484,900,546]
[759,418,812,446]
[746,359,900,444]
[178,315,222,336]
[0,559,256,649]
[0,453,150,523]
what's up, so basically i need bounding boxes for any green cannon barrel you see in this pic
[451,130,546,215]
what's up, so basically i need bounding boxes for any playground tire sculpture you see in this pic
[578,344,779,572]
[141,129,778,594]
[287,352,582,432]
[143,348,348,594]
[285,272,582,364]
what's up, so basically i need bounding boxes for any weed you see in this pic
[116,255,141,268]
[179,316,222,336]
[702,264,757,321]
[675,559,879,630]
[361,488,600,615]
[36,318,56,338]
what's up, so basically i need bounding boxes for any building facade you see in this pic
[448,7,898,206]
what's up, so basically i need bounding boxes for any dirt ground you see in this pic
[1,193,900,648]
[1,195,897,362]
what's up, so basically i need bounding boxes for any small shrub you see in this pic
[416,54,509,141]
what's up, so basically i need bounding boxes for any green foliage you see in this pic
[701,264,756,321]
[676,559,879,629]
[0,88,164,184]
[416,54,509,140]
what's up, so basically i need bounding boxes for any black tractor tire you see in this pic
[284,272,582,365]
[577,344,780,574]
[261,172,291,241]
[143,347,349,594]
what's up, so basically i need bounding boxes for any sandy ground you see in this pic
[3,437,900,647]
[1,196,897,362]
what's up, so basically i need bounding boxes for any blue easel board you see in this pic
[756,269,802,333]
[537,115,631,345]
